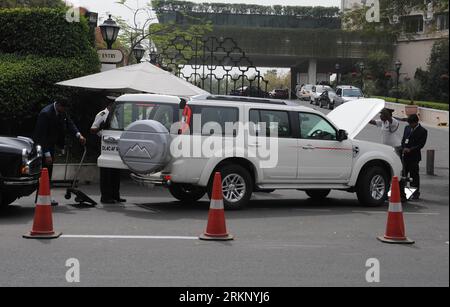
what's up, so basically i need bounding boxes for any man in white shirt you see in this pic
[369,108,402,147]
[90,98,125,204]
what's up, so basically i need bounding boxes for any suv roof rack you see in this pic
[205,95,287,105]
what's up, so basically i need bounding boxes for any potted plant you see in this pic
[400,78,421,115]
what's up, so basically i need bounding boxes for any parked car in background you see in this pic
[0,136,42,207]
[296,84,314,101]
[269,88,289,99]
[310,85,336,107]
[334,86,364,107]
[230,86,269,98]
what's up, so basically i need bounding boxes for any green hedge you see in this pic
[0,8,97,58]
[152,0,340,17]
[372,96,449,111]
[0,8,100,135]
[0,54,98,119]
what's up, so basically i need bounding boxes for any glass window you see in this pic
[403,15,424,33]
[299,113,337,141]
[436,13,449,31]
[343,88,363,97]
[110,102,177,131]
[250,109,291,138]
[194,106,239,136]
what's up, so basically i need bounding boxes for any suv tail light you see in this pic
[179,105,192,134]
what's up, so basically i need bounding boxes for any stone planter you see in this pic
[405,104,419,116]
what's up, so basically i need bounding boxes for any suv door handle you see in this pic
[302,145,315,150]
[103,136,120,144]
[249,143,261,147]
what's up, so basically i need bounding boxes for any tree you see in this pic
[115,0,212,65]
[416,40,449,103]
[342,0,449,34]
[263,69,291,91]
[366,50,392,96]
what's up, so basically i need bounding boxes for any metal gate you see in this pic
[153,36,269,96]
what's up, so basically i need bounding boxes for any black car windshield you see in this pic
[343,89,363,97]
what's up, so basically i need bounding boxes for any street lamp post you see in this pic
[335,63,341,86]
[395,60,402,104]
[133,43,146,63]
[149,48,158,65]
[99,15,120,49]
[359,62,365,92]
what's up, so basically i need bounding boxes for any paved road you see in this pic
[0,100,448,287]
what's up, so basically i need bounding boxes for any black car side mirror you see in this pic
[337,129,348,142]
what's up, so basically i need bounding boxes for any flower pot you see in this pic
[405,104,418,116]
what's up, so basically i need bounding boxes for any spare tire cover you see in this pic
[118,120,171,174]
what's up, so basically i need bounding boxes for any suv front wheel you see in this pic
[208,165,253,210]
[356,166,389,207]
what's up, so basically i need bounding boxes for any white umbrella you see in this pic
[56,62,209,97]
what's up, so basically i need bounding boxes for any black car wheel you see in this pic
[0,192,17,207]
[169,184,206,203]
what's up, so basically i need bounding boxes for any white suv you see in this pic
[99,94,402,209]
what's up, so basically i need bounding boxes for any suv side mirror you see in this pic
[337,129,348,142]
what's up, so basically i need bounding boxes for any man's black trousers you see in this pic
[100,167,121,200]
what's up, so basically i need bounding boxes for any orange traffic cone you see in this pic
[199,172,234,241]
[23,168,61,239]
[377,176,414,244]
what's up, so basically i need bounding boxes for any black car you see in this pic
[230,86,269,98]
[0,136,42,207]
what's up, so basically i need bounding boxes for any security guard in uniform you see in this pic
[400,114,428,202]
[90,98,125,204]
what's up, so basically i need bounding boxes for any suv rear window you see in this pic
[109,102,179,131]
[249,109,291,138]
[191,106,239,136]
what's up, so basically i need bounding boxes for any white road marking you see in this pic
[352,211,440,216]
[61,235,198,240]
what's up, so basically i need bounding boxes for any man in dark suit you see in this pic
[34,101,86,205]
[401,114,428,201]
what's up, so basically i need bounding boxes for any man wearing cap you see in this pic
[90,98,125,204]
[400,114,428,201]
[369,108,402,147]
[33,100,86,206]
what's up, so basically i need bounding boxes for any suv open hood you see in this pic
[327,99,385,139]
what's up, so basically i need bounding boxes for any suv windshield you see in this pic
[109,102,179,131]
[343,89,363,97]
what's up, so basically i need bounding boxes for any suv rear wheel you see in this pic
[169,184,206,203]
[305,189,331,200]
[208,164,253,210]
[356,166,389,207]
